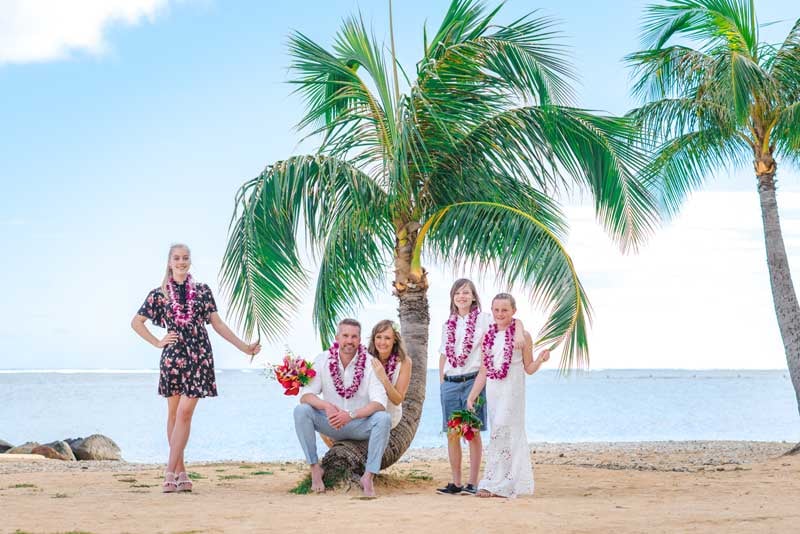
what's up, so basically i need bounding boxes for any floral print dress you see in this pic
[137,281,219,398]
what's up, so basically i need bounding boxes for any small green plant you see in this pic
[9,483,36,489]
[52,492,70,498]
[187,471,206,480]
[238,464,255,469]
[289,469,347,494]
[252,471,274,476]
[218,474,247,480]
[116,477,137,483]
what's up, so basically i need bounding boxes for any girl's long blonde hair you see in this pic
[368,319,408,361]
[161,243,191,299]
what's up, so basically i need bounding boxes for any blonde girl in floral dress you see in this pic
[467,293,549,498]
[131,243,260,493]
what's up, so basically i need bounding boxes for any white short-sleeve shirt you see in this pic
[438,311,492,377]
[299,349,388,411]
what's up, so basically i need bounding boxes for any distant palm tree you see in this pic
[222,0,657,477]
[627,0,800,448]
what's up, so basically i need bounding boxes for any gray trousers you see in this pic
[293,403,391,474]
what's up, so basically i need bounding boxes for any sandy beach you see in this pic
[1,441,798,534]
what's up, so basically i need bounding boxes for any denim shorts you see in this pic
[440,374,487,432]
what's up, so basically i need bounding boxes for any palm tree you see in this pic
[222,0,657,478]
[626,0,800,450]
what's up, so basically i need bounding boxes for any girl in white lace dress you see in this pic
[467,293,549,498]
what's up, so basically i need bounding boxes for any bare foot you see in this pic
[476,489,494,498]
[310,464,325,493]
[360,472,376,497]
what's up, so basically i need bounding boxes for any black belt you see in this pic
[444,371,478,383]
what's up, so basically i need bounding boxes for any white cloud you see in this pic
[0,0,174,65]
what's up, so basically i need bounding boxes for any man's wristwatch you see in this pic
[348,409,357,419]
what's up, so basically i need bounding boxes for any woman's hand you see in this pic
[243,342,261,356]
[466,395,476,411]
[537,349,551,363]
[370,358,389,384]
[156,332,178,348]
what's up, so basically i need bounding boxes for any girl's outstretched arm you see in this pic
[208,312,261,356]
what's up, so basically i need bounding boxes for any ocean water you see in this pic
[1,369,798,463]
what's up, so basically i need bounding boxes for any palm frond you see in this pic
[773,101,800,159]
[641,127,750,214]
[626,45,716,101]
[220,155,387,340]
[313,216,394,345]
[641,0,758,55]
[414,201,591,370]
[288,30,390,161]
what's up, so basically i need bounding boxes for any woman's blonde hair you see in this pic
[161,243,191,299]
[449,278,481,315]
[368,319,408,361]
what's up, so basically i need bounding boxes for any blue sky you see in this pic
[1,0,799,370]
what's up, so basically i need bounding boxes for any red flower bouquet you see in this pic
[268,352,316,396]
[447,398,484,441]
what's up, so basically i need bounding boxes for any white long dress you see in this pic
[478,332,534,498]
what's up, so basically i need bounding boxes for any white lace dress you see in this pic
[478,334,534,498]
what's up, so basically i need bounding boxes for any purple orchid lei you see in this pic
[166,274,197,327]
[328,342,368,398]
[382,352,399,381]
[482,320,516,380]
[445,307,480,368]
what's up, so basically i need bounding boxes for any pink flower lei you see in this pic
[328,342,368,399]
[166,274,197,327]
[445,308,479,368]
[482,320,516,380]
[381,353,399,381]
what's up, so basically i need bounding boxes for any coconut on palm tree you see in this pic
[626,0,800,450]
[222,0,657,479]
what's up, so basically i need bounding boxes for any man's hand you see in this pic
[328,410,352,430]
[324,404,341,420]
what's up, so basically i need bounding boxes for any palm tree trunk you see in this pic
[319,286,430,476]
[756,166,800,423]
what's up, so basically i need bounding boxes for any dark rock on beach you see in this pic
[39,441,77,461]
[64,437,84,455]
[73,434,122,461]
[6,442,40,454]
[0,439,13,453]
[31,445,65,460]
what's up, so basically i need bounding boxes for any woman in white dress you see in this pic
[368,320,412,429]
[467,293,550,498]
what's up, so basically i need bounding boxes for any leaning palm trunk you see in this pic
[322,257,431,474]
[757,167,800,422]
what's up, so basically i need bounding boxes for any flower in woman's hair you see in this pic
[391,321,401,334]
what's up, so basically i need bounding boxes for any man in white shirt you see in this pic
[294,318,391,497]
